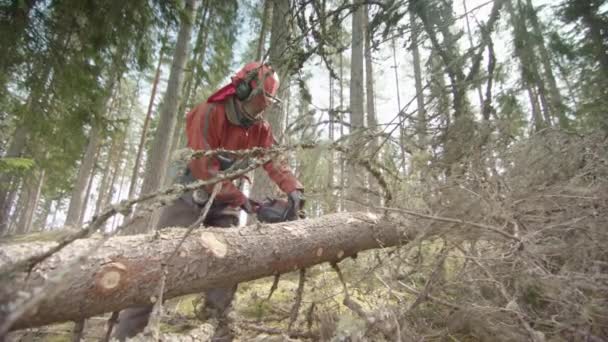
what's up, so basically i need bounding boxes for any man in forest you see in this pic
[113,62,305,341]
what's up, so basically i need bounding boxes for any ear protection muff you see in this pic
[235,68,260,101]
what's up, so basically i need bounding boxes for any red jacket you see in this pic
[185,99,303,207]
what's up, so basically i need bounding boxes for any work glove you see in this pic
[217,154,254,172]
[216,154,234,171]
[257,198,289,223]
[283,190,305,221]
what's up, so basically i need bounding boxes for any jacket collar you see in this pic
[225,97,259,128]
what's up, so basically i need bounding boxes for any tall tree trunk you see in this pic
[1,212,407,331]
[102,134,127,217]
[364,5,379,199]
[135,0,200,233]
[525,0,567,128]
[170,0,211,162]
[249,0,292,202]
[511,0,553,127]
[35,197,53,231]
[15,169,45,234]
[1,33,59,232]
[527,85,545,132]
[409,11,427,151]
[94,140,114,216]
[328,70,336,212]
[347,3,366,208]
[554,58,579,111]
[506,0,546,132]
[189,19,212,103]
[49,199,61,230]
[462,0,485,109]
[364,5,377,149]
[8,182,27,235]
[127,37,166,201]
[578,2,608,82]
[414,0,471,175]
[78,146,100,227]
[65,125,101,228]
[256,0,272,61]
[0,125,29,234]
[13,179,33,234]
[391,38,407,174]
[0,177,20,236]
[339,53,345,211]
[110,155,130,231]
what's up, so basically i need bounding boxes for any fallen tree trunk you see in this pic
[0,212,410,330]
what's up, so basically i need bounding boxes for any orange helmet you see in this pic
[232,62,280,107]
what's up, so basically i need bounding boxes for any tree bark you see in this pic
[0,212,409,331]
[65,125,101,228]
[136,0,200,232]
[347,3,366,209]
[508,0,552,128]
[462,0,485,109]
[14,169,45,234]
[364,5,378,150]
[78,148,99,227]
[0,125,29,234]
[328,68,336,212]
[170,1,211,162]
[409,10,426,151]
[391,38,407,175]
[339,53,346,211]
[250,0,292,202]
[574,2,608,82]
[127,32,167,201]
[7,183,26,235]
[95,140,114,216]
[102,134,126,216]
[35,197,53,231]
[256,0,272,61]
[525,0,567,128]
[363,5,381,201]
[14,177,33,234]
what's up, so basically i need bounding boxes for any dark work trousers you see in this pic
[112,172,240,341]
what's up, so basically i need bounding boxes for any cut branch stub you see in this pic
[94,262,127,295]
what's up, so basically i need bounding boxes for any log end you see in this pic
[94,262,127,295]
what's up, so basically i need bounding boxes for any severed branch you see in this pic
[71,319,85,342]
[102,311,119,342]
[406,242,449,312]
[266,273,281,301]
[331,262,396,339]
[288,268,307,332]
[376,205,521,242]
